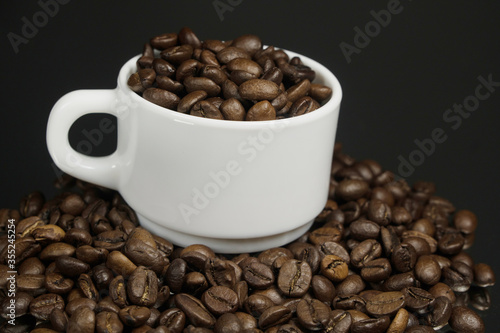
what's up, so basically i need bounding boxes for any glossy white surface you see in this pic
[46,49,342,253]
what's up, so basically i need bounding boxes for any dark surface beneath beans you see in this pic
[0,142,495,332]
[127,27,333,121]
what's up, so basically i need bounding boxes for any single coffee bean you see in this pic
[239,79,280,101]
[45,272,74,294]
[320,255,348,282]
[316,241,350,263]
[190,100,224,119]
[285,79,311,103]
[220,97,246,121]
[438,230,465,255]
[244,294,274,317]
[289,96,319,117]
[39,242,75,261]
[150,32,178,50]
[156,76,184,95]
[311,275,336,306]
[175,293,216,328]
[127,266,158,307]
[201,285,239,316]
[277,259,312,297]
[308,226,342,245]
[76,245,108,266]
[96,311,124,333]
[242,260,275,289]
[143,88,180,110]
[16,274,45,294]
[403,287,435,313]
[205,257,238,288]
[160,44,194,65]
[349,219,380,241]
[442,261,473,292]
[30,293,65,321]
[296,298,331,331]
[77,273,99,301]
[350,239,382,269]
[350,316,390,333]
[383,271,420,291]
[336,179,369,201]
[118,305,151,327]
[65,298,97,316]
[109,275,128,308]
[336,274,365,296]
[391,243,417,273]
[66,306,95,333]
[63,228,92,247]
[365,291,405,317]
[153,58,176,77]
[217,46,251,64]
[386,308,409,333]
[176,59,202,82]
[178,26,202,48]
[50,308,69,332]
[424,296,452,330]
[258,305,292,330]
[231,34,262,56]
[18,257,45,275]
[415,255,441,286]
[184,76,221,97]
[323,309,352,333]
[106,250,137,277]
[309,83,332,102]
[55,256,90,277]
[449,306,485,333]
[453,209,478,234]
[473,263,495,287]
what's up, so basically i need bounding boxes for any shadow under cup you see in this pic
[47,48,342,253]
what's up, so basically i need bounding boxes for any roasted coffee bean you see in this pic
[50,308,69,332]
[65,298,97,316]
[414,255,441,286]
[106,250,137,277]
[296,298,330,331]
[428,282,456,304]
[175,293,216,328]
[92,264,114,290]
[18,257,45,275]
[96,311,123,333]
[289,96,319,117]
[239,79,280,101]
[64,228,92,247]
[320,255,348,282]
[160,44,194,65]
[336,179,369,201]
[201,286,238,315]
[349,219,380,241]
[316,241,350,263]
[205,257,237,288]
[153,58,176,77]
[217,46,251,64]
[45,272,74,294]
[351,316,390,333]
[119,305,151,327]
[176,59,202,82]
[20,191,44,217]
[76,245,108,266]
[333,294,366,312]
[123,238,169,274]
[438,229,465,255]
[16,274,45,294]
[285,79,311,103]
[0,292,32,319]
[323,309,352,332]
[473,262,495,287]
[191,100,224,119]
[361,258,391,282]
[309,83,332,102]
[243,260,275,289]
[244,294,274,317]
[150,32,178,50]
[365,291,405,317]
[449,306,485,333]
[442,261,473,292]
[78,273,99,301]
[156,76,184,95]
[143,88,180,110]
[277,259,312,297]
[231,34,262,56]
[55,256,90,277]
[367,199,392,226]
[423,296,452,330]
[311,275,336,306]
[67,306,95,333]
[391,243,417,273]
[308,226,342,245]
[258,305,292,330]
[403,287,435,313]
[30,293,65,321]
[127,266,158,307]
[109,275,128,308]
[31,224,66,243]
[336,274,365,296]
[383,271,420,291]
[219,98,246,121]
[245,100,276,121]
[386,308,409,333]
[350,239,382,269]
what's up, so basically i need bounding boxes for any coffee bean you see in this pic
[65,298,97,316]
[277,259,312,297]
[309,83,332,102]
[403,287,435,313]
[239,79,280,101]
[156,76,184,95]
[201,286,238,316]
[320,255,348,282]
[472,263,494,288]
[391,243,417,273]
[127,266,158,307]
[150,32,178,50]
[191,100,224,119]
[244,294,274,317]
[350,239,382,269]
[178,27,202,49]
[18,257,45,275]
[55,256,90,277]
[383,271,420,291]
[217,46,251,64]
[336,179,369,201]
[231,34,262,56]
[365,291,405,317]
[386,308,409,333]
[449,306,485,333]
[50,308,68,332]
[0,292,32,319]
[67,306,95,333]
[336,274,365,296]
[311,275,336,306]
[349,219,380,241]
[153,58,176,77]
[30,294,65,321]
[258,305,292,330]
[351,316,390,333]
[442,261,473,292]
[143,88,180,110]
[285,79,311,103]
[243,260,275,289]
[160,44,194,65]
[96,311,123,333]
[45,272,74,294]
[76,245,108,266]
[289,96,319,117]
[296,298,330,331]
[175,293,216,328]
[77,273,99,301]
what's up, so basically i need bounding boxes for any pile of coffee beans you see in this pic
[127,27,333,121]
[0,143,495,332]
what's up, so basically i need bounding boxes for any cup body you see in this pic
[47,48,342,252]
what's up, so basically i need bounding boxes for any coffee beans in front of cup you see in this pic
[127,26,333,120]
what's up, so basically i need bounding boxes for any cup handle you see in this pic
[46,89,121,190]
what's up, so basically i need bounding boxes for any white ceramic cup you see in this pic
[46,48,342,253]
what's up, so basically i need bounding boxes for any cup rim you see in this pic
[117,47,342,128]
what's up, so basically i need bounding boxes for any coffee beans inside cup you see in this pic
[0,142,495,332]
[127,27,333,121]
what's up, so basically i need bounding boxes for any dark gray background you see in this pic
[1,0,499,329]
